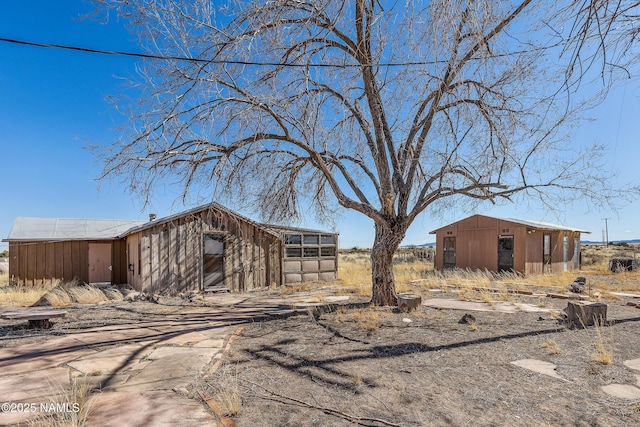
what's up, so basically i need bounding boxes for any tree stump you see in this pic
[397,293,422,312]
[566,301,607,327]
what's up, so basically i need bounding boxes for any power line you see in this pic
[0,36,565,68]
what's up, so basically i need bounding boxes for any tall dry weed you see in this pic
[0,284,52,307]
[27,375,94,427]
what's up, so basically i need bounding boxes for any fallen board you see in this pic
[0,310,67,328]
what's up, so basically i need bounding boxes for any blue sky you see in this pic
[1,1,639,251]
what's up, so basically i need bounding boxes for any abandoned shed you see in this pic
[3,217,147,286]
[430,214,589,274]
[3,203,339,292]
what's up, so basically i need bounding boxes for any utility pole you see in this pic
[602,218,610,247]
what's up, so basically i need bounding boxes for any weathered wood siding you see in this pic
[125,207,281,293]
[7,240,126,286]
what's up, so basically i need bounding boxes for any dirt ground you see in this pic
[202,291,640,427]
[2,283,640,426]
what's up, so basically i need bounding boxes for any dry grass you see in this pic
[0,280,114,307]
[65,285,108,305]
[541,340,562,355]
[27,376,93,427]
[0,283,52,307]
[592,322,614,365]
[335,245,640,303]
[205,366,242,418]
[336,306,391,331]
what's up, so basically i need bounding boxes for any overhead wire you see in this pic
[0,36,566,68]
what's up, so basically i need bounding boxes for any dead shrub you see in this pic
[541,340,562,355]
[592,323,614,365]
[0,284,52,307]
[66,284,108,304]
[27,375,94,427]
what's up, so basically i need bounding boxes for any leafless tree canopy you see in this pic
[94,0,639,305]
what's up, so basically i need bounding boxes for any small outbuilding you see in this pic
[3,203,338,292]
[430,214,589,274]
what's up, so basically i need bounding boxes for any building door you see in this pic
[543,233,551,273]
[563,236,569,272]
[203,234,225,291]
[443,237,456,269]
[574,237,580,270]
[88,243,112,283]
[498,236,514,272]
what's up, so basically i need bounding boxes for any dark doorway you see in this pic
[498,236,514,272]
[443,237,456,269]
[203,234,225,291]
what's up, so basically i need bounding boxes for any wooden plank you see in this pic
[1,311,67,321]
[546,292,590,300]
[45,242,56,284]
[35,242,46,285]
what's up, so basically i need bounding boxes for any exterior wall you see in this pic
[7,240,126,286]
[281,232,339,283]
[433,215,582,275]
[125,207,281,293]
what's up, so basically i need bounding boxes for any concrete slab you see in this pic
[511,359,567,381]
[0,367,70,425]
[324,296,349,303]
[72,373,130,391]
[422,298,556,313]
[601,384,640,399]
[610,292,640,299]
[155,331,215,346]
[115,347,219,392]
[66,344,150,375]
[192,338,224,348]
[146,346,220,361]
[623,358,640,372]
[0,338,96,376]
[71,328,161,346]
[87,390,217,426]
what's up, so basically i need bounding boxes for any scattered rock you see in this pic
[124,292,142,302]
[458,313,476,324]
[568,277,586,293]
[402,318,412,323]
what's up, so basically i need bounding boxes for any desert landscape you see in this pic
[1,244,640,426]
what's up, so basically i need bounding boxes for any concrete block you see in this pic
[283,260,301,272]
[284,273,302,283]
[319,272,336,281]
[302,273,319,282]
[320,259,335,270]
[302,260,319,272]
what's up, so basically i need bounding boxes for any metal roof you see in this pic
[4,203,339,243]
[496,217,590,233]
[261,224,339,235]
[121,202,281,238]
[3,217,148,242]
[430,214,590,234]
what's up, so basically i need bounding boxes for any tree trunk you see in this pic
[371,222,403,306]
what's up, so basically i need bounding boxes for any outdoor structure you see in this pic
[430,215,589,274]
[3,203,338,292]
[3,218,146,287]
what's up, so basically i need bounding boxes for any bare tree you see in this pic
[554,0,640,85]
[94,0,631,305]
